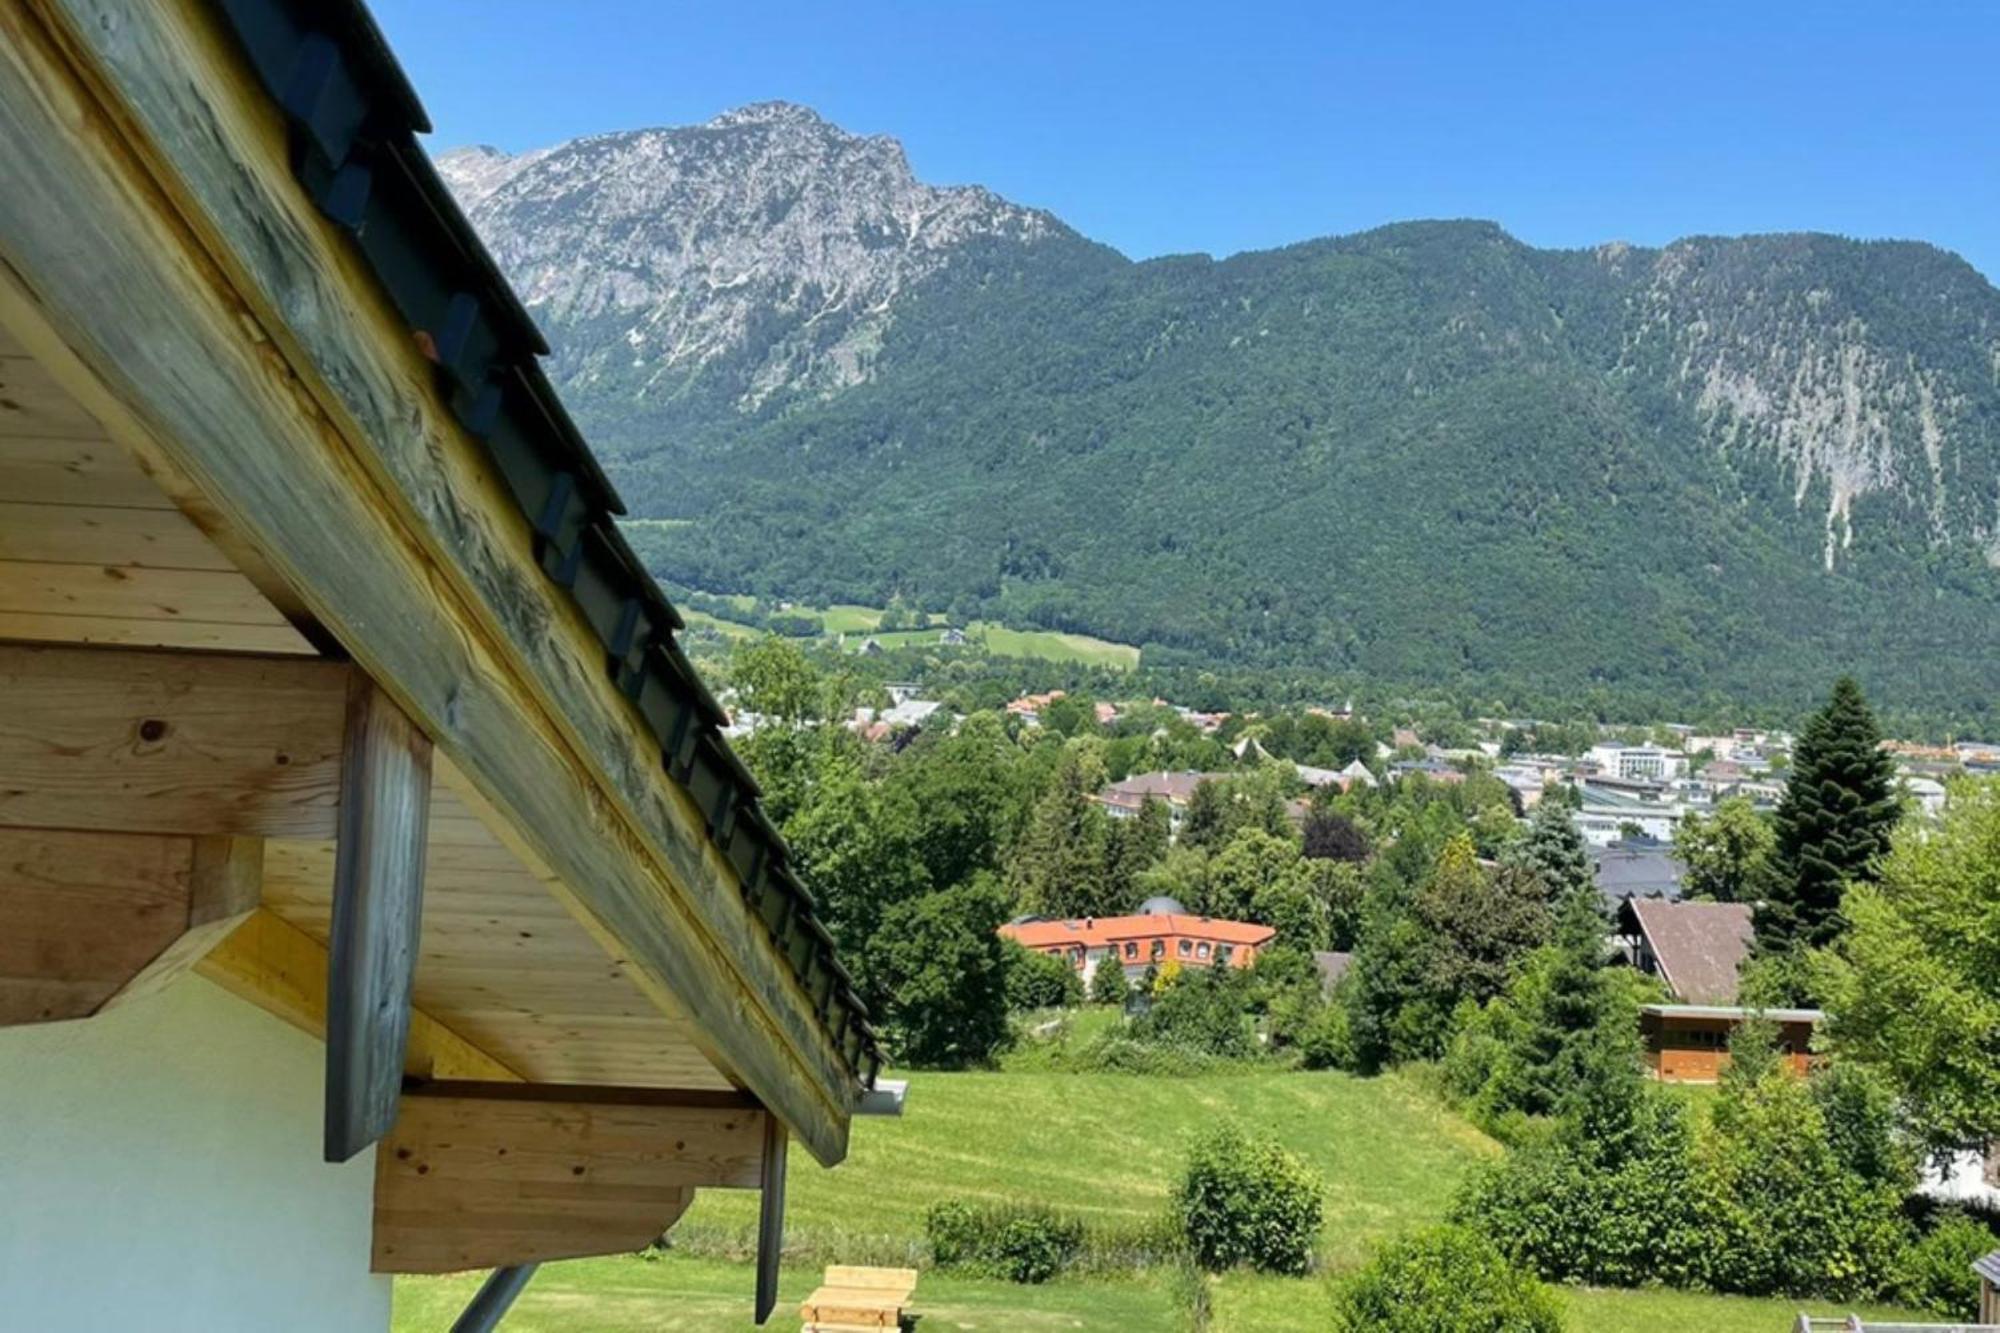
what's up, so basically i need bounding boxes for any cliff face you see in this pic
[1602,236,2000,570]
[439,103,1083,416]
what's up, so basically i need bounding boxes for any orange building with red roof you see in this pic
[1000,897,1275,981]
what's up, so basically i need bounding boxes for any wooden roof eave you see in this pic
[0,0,858,1162]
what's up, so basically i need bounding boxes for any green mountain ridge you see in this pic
[437,120,2000,728]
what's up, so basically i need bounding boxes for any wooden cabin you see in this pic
[0,1,892,1326]
[1615,897,1822,1082]
[1639,1005,1820,1083]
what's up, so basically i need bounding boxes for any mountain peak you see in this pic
[435,108,1076,412]
[707,100,830,130]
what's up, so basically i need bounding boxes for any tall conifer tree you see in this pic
[1756,677,1898,953]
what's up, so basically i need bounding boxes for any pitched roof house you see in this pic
[0,3,883,1324]
[1001,909,1275,976]
[1617,900,1817,1083]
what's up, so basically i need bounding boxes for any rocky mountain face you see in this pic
[438,108,2000,726]
[438,103,1088,421]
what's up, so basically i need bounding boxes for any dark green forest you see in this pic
[569,223,2000,733]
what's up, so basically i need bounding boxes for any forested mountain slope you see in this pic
[439,108,2000,725]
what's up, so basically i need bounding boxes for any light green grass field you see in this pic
[816,603,887,634]
[833,618,1140,669]
[973,622,1140,670]
[393,1254,1177,1331]
[669,585,1144,670]
[670,1067,1495,1271]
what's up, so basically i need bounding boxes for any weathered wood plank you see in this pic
[0,0,853,1161]
[0,499,236,569]
[372,1086,726,1273]
[325,678,433,1162]
[194,907,519,1082]
[757,1116,790,1324]
[0,642,349,837]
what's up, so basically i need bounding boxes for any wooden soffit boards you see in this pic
[0,0,853,1161]
[371,1083,764,1273]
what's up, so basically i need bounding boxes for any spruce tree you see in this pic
[1520,886,1622,1116]
[1506,796,1595,910]
[1007,742,1110,918]
[1755,677,1898,953]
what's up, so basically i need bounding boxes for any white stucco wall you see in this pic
[0,976,391,1332]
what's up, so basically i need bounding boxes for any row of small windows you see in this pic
[1043,939,1237,964]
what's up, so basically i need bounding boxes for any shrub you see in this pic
[1090,956,1131,1006]
[1296,1000,1351,1070]
[1897,1212,1996,1319]
[1136,963,1255,1058]
[1459,1041,1915,1302]
[1455,1080,1709,1289]
[1005,940,1082,1012]
[1331,1225,1567,1333]
[1174,1123,1323,1275]
[925,1198,1084,1283]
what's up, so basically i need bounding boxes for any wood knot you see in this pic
[137,718,168,743]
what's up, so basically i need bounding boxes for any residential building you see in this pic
[1587,742,1687,782]
[1312,950,1355,997]
[1006,690,1066,724]
[1095,770,1224,827]
[1616,899,1816,1082]
[1000,898,1275,982]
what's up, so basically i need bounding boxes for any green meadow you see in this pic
[392,1061,1929,1330]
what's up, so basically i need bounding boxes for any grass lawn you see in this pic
[1208,1271,1932,1332]
[672,585,1144,670]
[393,1254,1178,1331]
[671,1066,1496,1272]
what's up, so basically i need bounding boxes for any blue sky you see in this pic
[371,2,1998,280]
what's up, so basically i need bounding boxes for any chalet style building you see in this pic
[0,2,892,1327]
[1617,898,1818,1082]
[1002,897,1275,981]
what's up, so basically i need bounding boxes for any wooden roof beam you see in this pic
[0,0,852,1161]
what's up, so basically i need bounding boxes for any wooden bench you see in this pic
[800,1265,918,1332]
